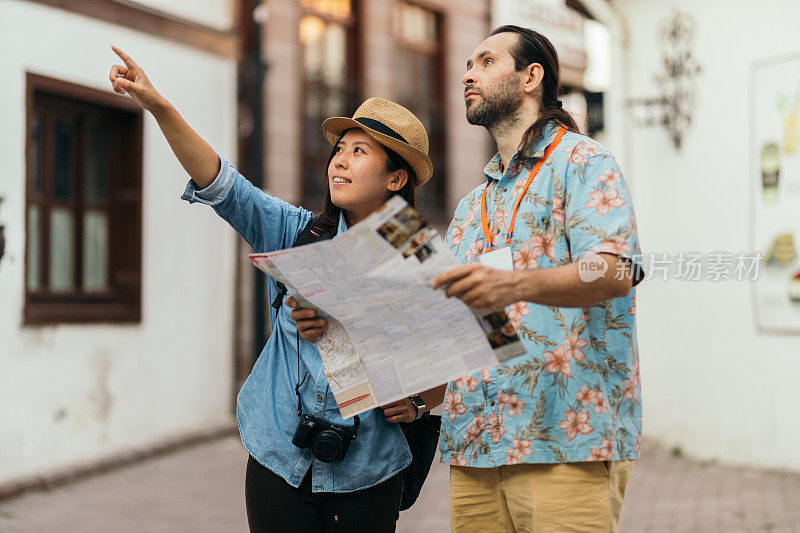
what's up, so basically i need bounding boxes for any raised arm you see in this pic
[109,46,220,188]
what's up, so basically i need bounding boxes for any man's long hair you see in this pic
[489,25,579,151]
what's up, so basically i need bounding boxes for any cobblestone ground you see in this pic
[1,437,799,532]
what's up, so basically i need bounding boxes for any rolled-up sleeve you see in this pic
[181,155,236,206]
[180,154,312,253]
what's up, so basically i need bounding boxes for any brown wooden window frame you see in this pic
[24,73,143,325]
[299,0,363,212]
[393,1,447,222]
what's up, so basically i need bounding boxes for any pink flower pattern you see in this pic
[598,168,621,187]
[576,386,609,415]
[464,239,485,262]
[551,196,565,223]
[566,142,602,166]
[505,437,533,464]
[506,302,529,328]
[621,378,638,402]
[586,437,615,461]
[541,229,557,260]
[455,375,478,393]
[585,189,627,216]
[543,346,572,378]
[443,391,468,421]
[498,392,526,416]
[576,385,596,408]
[512,241,543,270]
[601,235,633,256]
[450,224,465,246]
[558,410,594,441]
[463,415,485,445]
[450,453,469,466]
[492,210,508,236]
[563,332,589,362]
[485,413,507,443]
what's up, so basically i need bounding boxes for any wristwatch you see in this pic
[408,395,427,420]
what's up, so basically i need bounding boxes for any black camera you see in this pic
[292,413,359,463]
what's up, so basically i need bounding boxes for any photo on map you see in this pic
[414,244,434,263]
[477,310,520,349]
[376,205,430,249]
[401,227,435,258]
[394,205,427,235]
[376,218,411,248]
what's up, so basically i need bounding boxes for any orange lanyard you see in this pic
[480,126,567,253]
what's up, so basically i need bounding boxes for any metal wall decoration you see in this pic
[627,10,703,150]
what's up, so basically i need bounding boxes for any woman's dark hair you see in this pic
[489,25,579,151]
[320,130,417,227]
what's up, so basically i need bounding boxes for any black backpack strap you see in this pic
[271,215,338,311]
[399,412,442,511]
[293,216,338,247]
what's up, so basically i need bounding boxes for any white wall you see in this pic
[132,0,236,31]
[0,2,237,483]
[613,0,800,470]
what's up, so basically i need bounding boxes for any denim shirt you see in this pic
[182,156,411,492]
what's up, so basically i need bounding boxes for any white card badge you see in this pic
[479,246,514,271]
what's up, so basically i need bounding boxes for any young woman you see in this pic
[108,47,445,532]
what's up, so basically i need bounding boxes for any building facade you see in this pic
[0,0,238,491]
[260,0,493,221]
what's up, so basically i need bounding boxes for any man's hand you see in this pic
[431,263,520,310]
[286,296,328,343]
[433,254,634,310]
[380,398,417,423]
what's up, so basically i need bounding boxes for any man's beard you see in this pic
[466,73,524,131]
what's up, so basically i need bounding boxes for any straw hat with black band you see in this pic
[322,97,433,186]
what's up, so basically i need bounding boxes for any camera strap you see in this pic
[279,215,336,417]
[296,330,307,417]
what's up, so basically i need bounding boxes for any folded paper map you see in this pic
[250,197,525,418]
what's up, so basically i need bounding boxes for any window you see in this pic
[300,0,360,210]
[394,2,446,220]
[25,74,143,325]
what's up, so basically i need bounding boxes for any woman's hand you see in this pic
[286,296,328,343]
[109,46,167,113]
[380,398,417,424]
[108,45,220,188]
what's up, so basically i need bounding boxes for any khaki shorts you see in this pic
[450,460,634,533]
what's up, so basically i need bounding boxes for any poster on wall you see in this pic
[751,53,800,334]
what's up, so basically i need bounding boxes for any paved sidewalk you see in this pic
[1,437,799,532]
[0,437,248,533]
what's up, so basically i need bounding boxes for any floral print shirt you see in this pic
[439,124,644,467]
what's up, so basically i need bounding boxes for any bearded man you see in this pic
[432,25,644,533]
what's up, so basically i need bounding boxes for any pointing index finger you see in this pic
[111,45,139,71]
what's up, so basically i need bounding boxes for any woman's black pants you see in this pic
[245,455,402,533]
